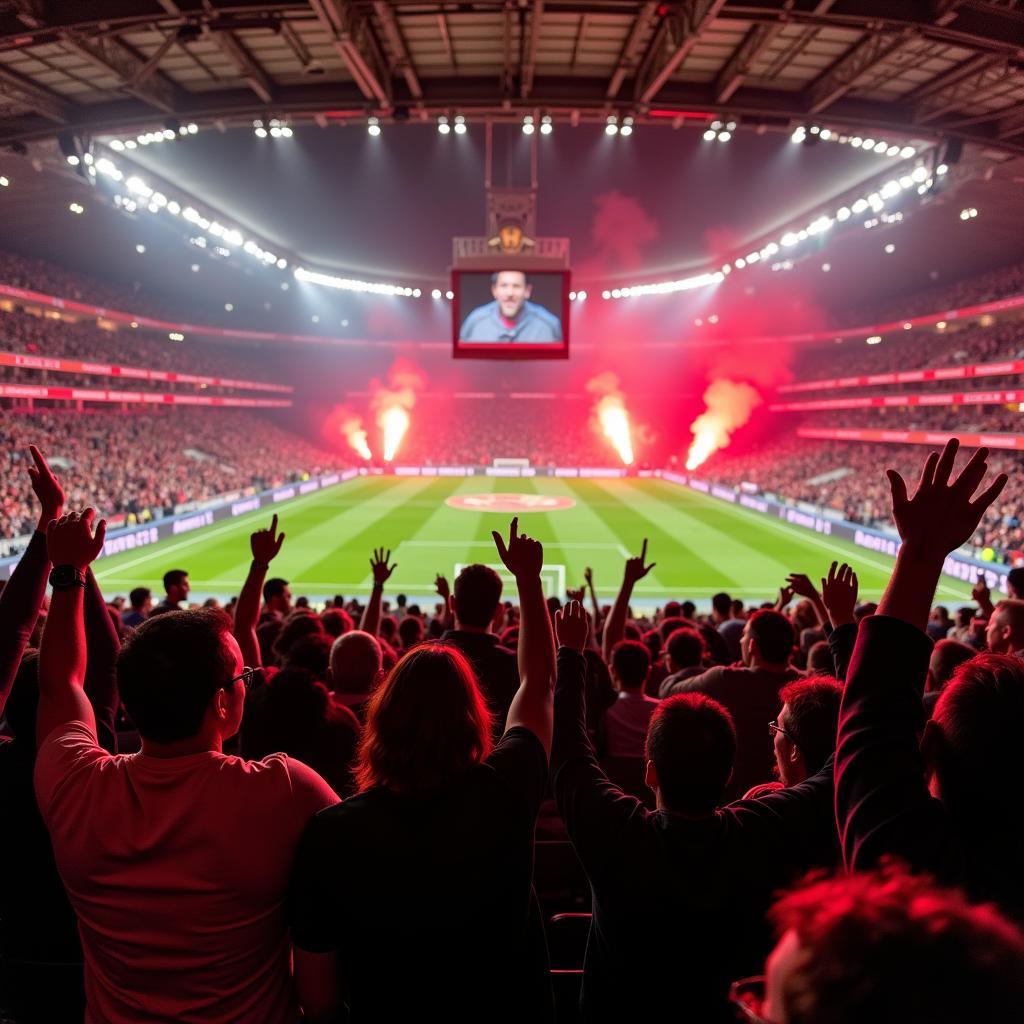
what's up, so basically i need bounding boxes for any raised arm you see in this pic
[0,445,64,717]
[359,547,396,637]
[786,572,829,628]
[493,517,556,756]
[83,568,120,752]
[234,514,285,668]
[583,566,601,632]
[36,509,107,747]
[881,440,1006,630]
[821,561,859,680]
[434,574,454,633]
[602,540,655,662]
[836,440,1006,873]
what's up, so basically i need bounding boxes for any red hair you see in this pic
[355,643,494,795]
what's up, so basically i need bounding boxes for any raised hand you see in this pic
[566,586,585,603]
[886,439,1008,560]
[821,561,859,628]
[776,584,794,610]
[584,566,594,588]
[623,539,656,586]
[369,547,397,586]
[786,573,820,602]
[46,508,106,569]
[250,513,285,565]
[435,574,450,600]
[555,599,589,652]
[492,517,543,580]
[27,444,65,522]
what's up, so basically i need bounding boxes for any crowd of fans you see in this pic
[1,438,1022,1024]
[700,437,1024,563]
[842,257,1024,325]
[0,308,279,395]
[0,410,346,541]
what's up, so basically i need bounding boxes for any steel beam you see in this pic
[606,1,657,100]
[806,29,911,114]
[64,33,182,113]
[372,0,422,100]
[307,0,391,108]
[208,29,276,104]
[635,0,726,106]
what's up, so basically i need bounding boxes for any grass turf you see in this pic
[92,476,975,608]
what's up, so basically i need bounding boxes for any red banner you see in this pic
[0,382,291,407]
[0,349,292,393]
[797,426,1024,451]
[771,388,1024,412]
[778,359,1024,395]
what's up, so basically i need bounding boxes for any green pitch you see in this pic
[92,476,974,607]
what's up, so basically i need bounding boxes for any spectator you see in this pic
[836,439,1024,920]
[552,601,836,1023]
[928,605,953,641]
[121,587,151,629]
[714,591,745,662]
[288,518,556,1021]
[328,630,383,721]
[924,638,977,717]
[440,564,520,738]
[397,614,424,651]
[261,577,292,622]
[983,598,1024,654]
[152,568,189,615]
[748,866,1024,1024]
[663,609,802,800]
[771,677,843,788]
[602,640,657,758]
[34,511,339,1023]
[947,605,978,644]
[658,626,707,694]
[320,607,353,638]
[805,640,833,673]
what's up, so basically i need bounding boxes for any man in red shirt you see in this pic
[34,509,339,1024]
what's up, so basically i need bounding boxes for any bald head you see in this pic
[329,630,383,696]
[985,600,1024,655]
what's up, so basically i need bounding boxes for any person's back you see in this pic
[553,644,834,1024]
[35,599,338,1024]
[603,640,658,758]
[669,610,801,799]
[289,522,558,1022]
[289,724,549,1019]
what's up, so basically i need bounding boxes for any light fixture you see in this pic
[69,202,84,214]
[866,336,882,345]
[438,115,450,135]
[884,243,895,254]
[225,303,234,311]
[368,116,381,136]
[821,263,831,272]
[522,115,535,135]
[445,290,454,300]
[577,290,587,300]
[704,128,717,142]
[903,322,912,330]
[540,115,552,136]
[454,115,467,135]
[169,332,185,341]
[0,176,9,187]
[620,116,634,137]
[135,244,146,254]
[605,115,618,136]
[431,288,442,299]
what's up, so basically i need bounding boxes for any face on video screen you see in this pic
[454,270,568,358]
[492,271,531,320]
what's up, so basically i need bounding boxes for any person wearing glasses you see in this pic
[765,677,843,792]
[33,510,339,1024]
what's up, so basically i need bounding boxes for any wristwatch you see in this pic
[49,564,87,591]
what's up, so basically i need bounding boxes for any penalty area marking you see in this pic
[456,562,566,599]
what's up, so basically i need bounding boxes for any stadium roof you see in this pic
[2,2,1024,155]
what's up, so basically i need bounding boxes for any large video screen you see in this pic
[453,269,570,360]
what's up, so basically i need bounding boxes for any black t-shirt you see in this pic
[440,630,520,739]
[288,726,552,1022]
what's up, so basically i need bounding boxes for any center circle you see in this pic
[445,493,577,513]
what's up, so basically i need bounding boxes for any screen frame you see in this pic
[452,266,571,361]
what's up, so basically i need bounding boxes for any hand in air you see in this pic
[555,599,589,653]
[623,539,656,586]
[492,517,544,580]
[250,513,285,564]
[820,561,859,627]
[369,547,397,585]
[566,587,585,603]
[887,439,1007,560]
[786,573,820,602]
[47,508,106,570]
[435,574,450,600]
[27,445,65,520]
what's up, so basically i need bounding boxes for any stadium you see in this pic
[2,2,1024,1022]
